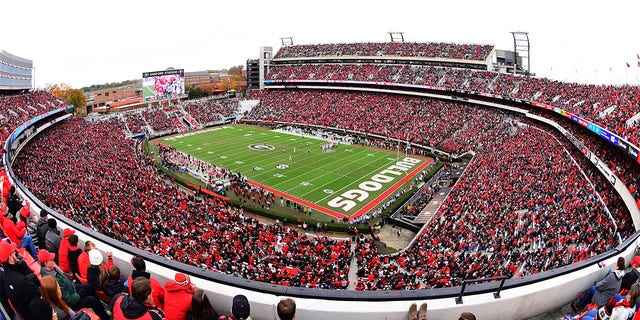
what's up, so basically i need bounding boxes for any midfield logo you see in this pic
[249,143,275,151]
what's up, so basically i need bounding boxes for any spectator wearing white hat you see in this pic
[86,249,113,298]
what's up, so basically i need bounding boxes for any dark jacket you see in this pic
[69,246,82,275]
[111,294,164,320]
[620,268,640,292]
[36,218,49,249]
[128,270,165,309]
[45,228,62,261]
[103,278,128,300]
[0,260,41,320]
[87,265,103,292]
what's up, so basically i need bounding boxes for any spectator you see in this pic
[2,204,38,261]
[164,273,196,320]
[103,264,128,300]
[40,275,76,320]
[572,257,626,312]
[19,201,38,247]
[569,283,640,320]
[111,276,165,320]
[77,240,96,280]
[29,297,55,320]
[458,312,476,320]
[58,228,76,276]
[0,239,41,320]
[6,186,21,215]
[45,218,61,260]
[36,209,49,249]
[277,298,296,320]
[126,255,164,309]
[186,289,218,320]
[38,249,111,320]
[218,294,251,320]
[0,200,7,235]
[86,249,111,296]
[620,256,640,294]
[68,234,82,276]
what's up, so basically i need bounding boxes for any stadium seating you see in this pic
[265,63,640,147]
[3,41,640,294]
[9,84,633,291]
[0,91,66,144]
[249,89,632,289]
[273,42,494,61]
[13,117,353,289]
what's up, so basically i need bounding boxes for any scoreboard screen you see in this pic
[142,69,185,101]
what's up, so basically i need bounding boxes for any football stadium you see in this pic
[1,27,640,320]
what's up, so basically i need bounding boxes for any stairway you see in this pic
[412,186,451,224]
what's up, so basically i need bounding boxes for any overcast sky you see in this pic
[2,0,639,88]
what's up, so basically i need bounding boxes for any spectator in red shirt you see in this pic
[164,273,196,320]
[126,255,164,310]
[2,207,38,262]
[57,228,75,276]
[77,240,95,280]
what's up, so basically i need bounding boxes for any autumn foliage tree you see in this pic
[48,83,86,115]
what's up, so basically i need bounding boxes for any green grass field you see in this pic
[157,125,431,219]
[142,85,155,100]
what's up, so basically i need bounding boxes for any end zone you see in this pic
[248,156,433,222]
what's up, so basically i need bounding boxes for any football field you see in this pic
[157,125,431,220]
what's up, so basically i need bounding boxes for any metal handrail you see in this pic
[456,275,508,304]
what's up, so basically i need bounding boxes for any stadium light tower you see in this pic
[280,37,293,47]
[511,31,530,75]
[388,32,405,43]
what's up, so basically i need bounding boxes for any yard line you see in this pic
[295,151,392,197]
[263,147,367,188]
[314,155,419,205]
[161,125,425,216]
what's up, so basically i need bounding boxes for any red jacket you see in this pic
[58,237,72,273]
[3,217,26,245]
[78,251,90,278]
[163,281,194,320]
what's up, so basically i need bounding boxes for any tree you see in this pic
[48,83,72,100]
[228,65,244,76]
[47,84,86,115]
[187,86,205,99]
[66,89,87,115]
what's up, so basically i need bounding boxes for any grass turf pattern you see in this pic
[158,125,430,219]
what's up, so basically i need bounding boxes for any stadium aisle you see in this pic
[347,242,358,290]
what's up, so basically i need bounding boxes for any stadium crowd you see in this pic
[350,123,623,289]
[246,89,513,156]
[273,42,494,61]
[0,91,66,145]
[13,117,354,290]
[3,40,640,296]
[264,62,640,208]
[10,86,631,292]
[265,63,640,147]
[117,99,238,136]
